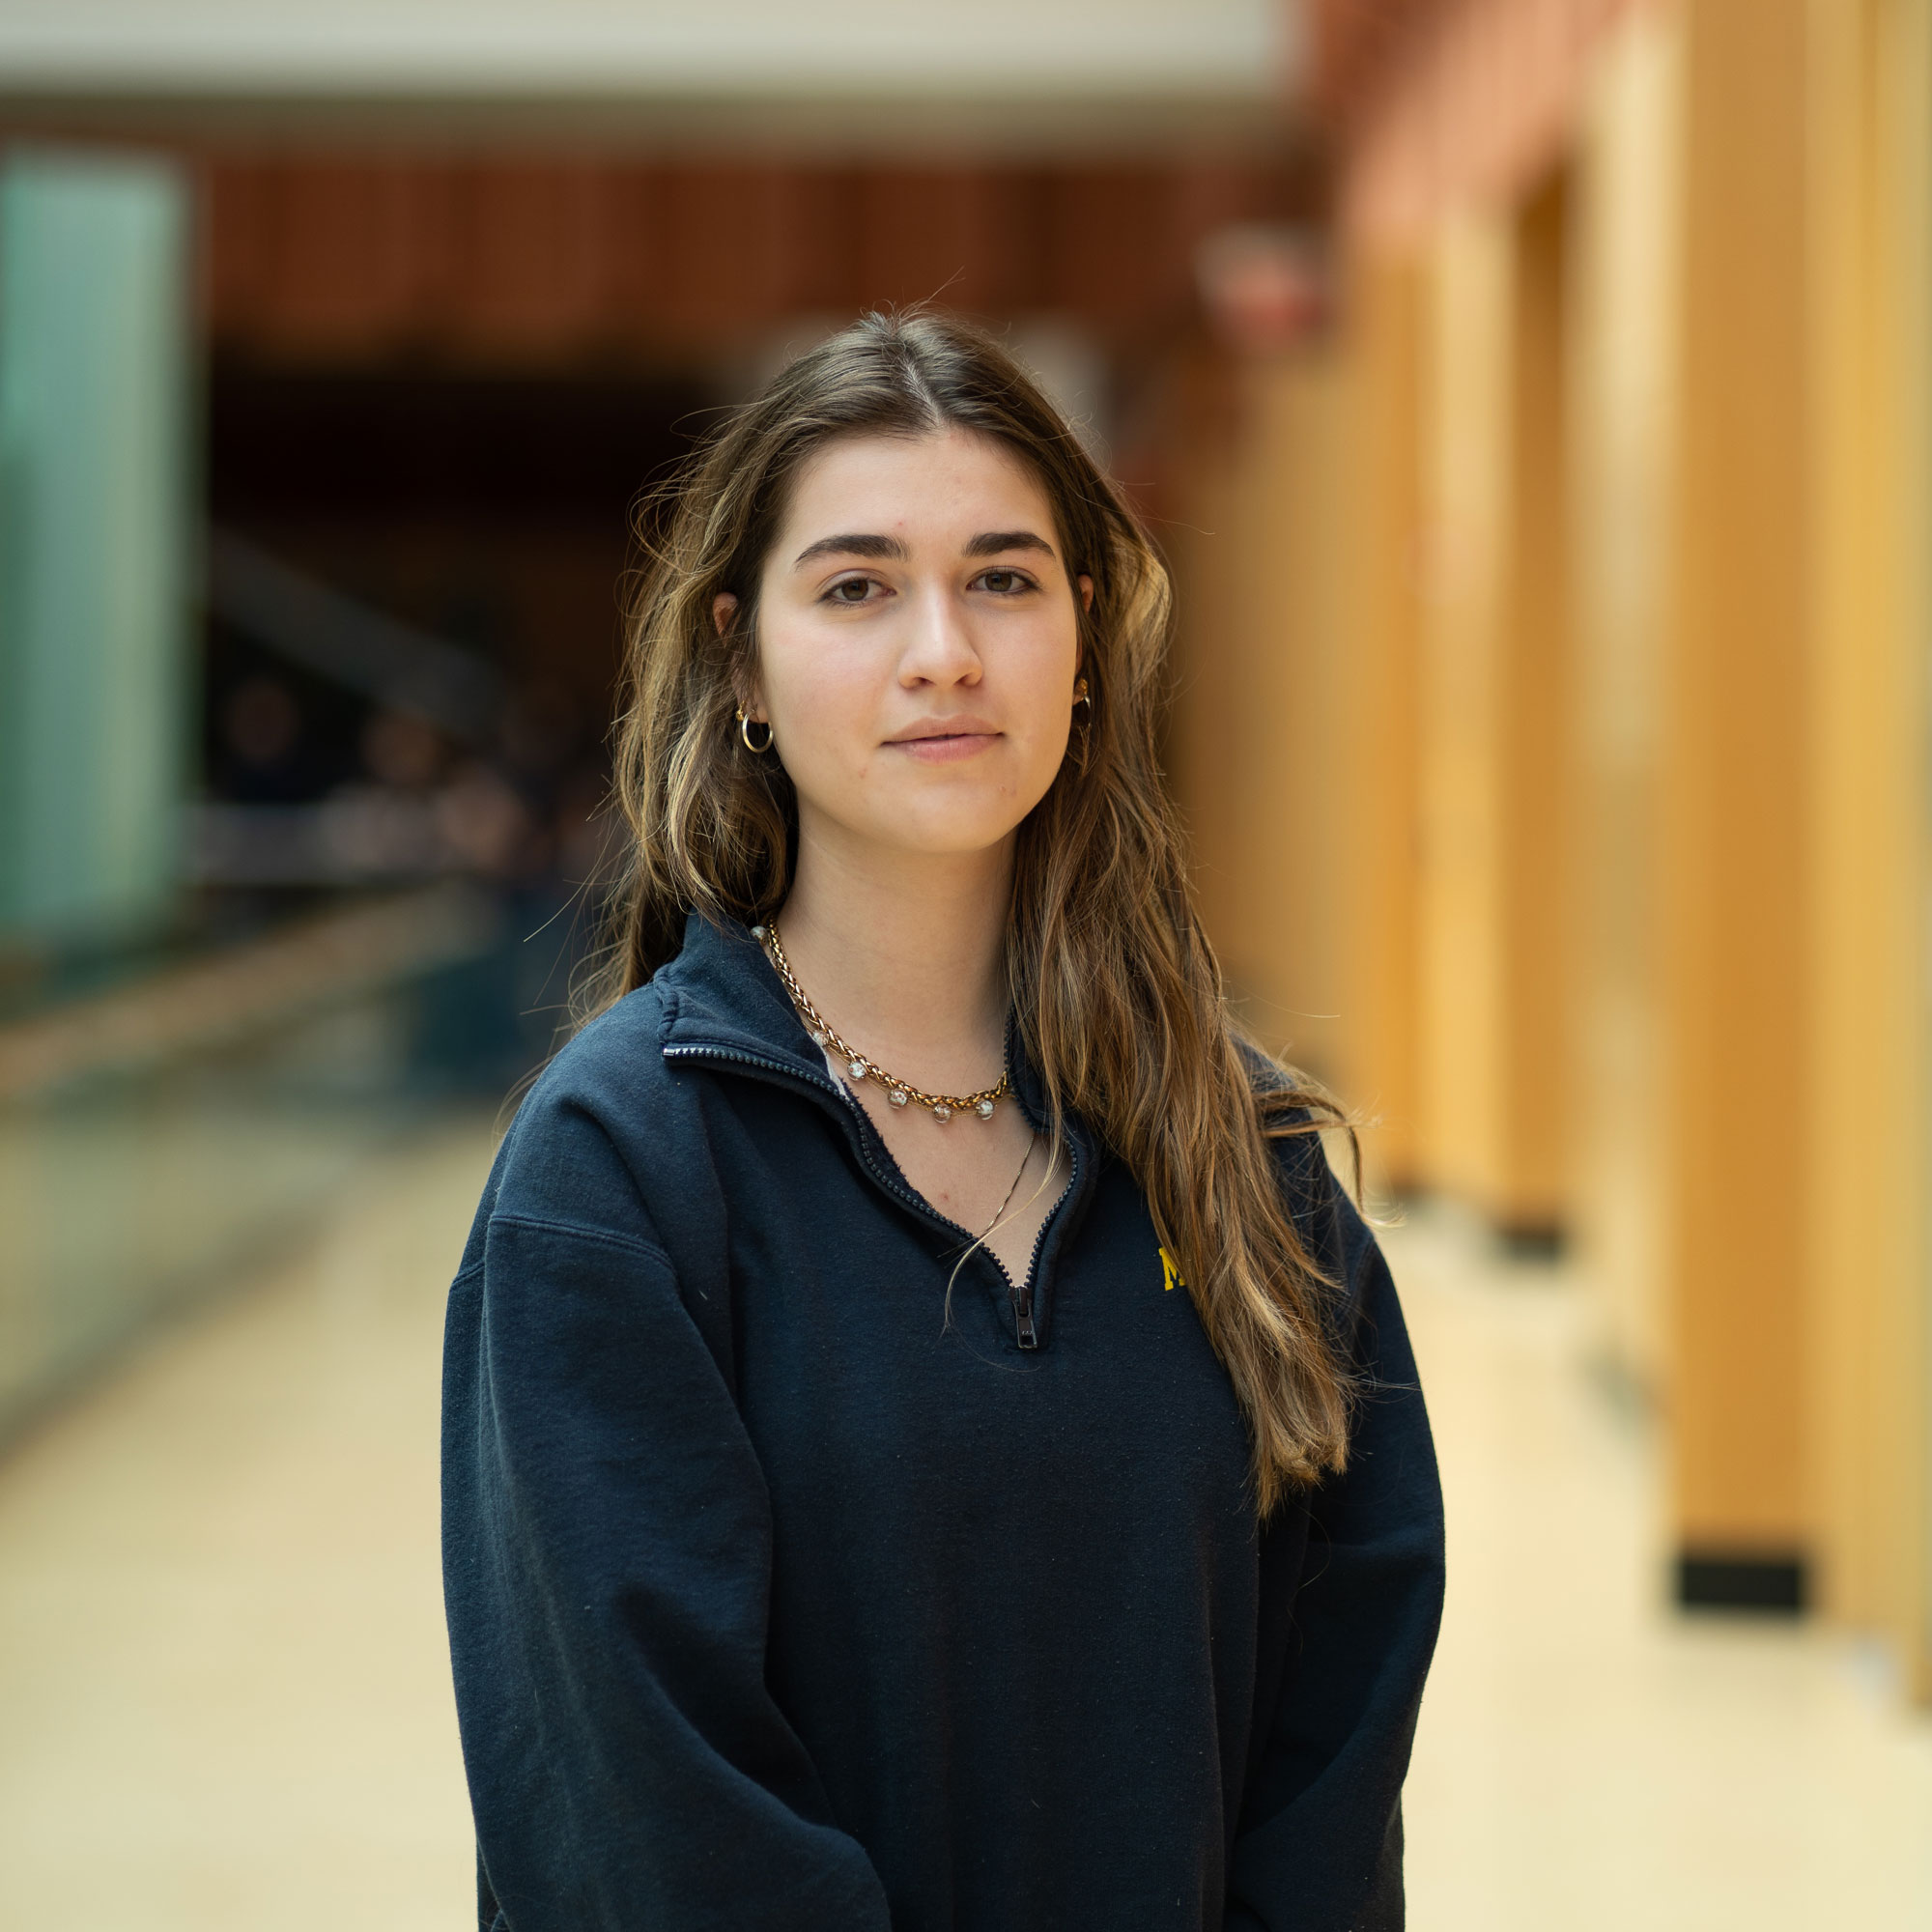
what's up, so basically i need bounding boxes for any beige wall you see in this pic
[1567,3,1683,1389]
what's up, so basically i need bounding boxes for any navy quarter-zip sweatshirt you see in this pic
[442,913,1444,1932]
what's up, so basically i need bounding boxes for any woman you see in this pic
[442,310,1444,1932]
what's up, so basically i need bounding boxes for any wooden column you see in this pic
[1804,0,1932,1685]
[1332,252,1427,1188]
[1415,209,1514,1209]
[1492,170,1575,1244]
[1406,180,1578,1238]
[1663,0,1811,1605]
[1164,347,1353,1089]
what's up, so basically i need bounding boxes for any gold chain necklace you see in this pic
[753,921,1010,1123]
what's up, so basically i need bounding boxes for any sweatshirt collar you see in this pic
[654,910,1056,1130]
[655,912,822,1079]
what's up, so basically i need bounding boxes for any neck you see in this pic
[776,821,1014,1092]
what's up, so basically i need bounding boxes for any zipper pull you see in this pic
[1013,1283,1037,1350]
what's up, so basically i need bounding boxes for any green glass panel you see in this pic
[0,147,190,942]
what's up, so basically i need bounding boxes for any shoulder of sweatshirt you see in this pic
[455,980,689,1277]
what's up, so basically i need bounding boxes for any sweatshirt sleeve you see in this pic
[1223,1146,1446,1932]
[440,1107,894,1932]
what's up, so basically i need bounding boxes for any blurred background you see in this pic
[2,1,1930,1925]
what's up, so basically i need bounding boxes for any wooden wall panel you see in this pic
[452,163,614,356]
[193,155,1305,372]
[853,169,1011,316]
[1041,168,1186,326]
[244,161,451,355]
[647,165,797,343]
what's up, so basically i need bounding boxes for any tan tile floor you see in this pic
[1392,1205,1932,1930]
[0,1119,491,1931]
[1,1126,1928,1928]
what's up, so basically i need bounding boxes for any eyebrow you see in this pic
[789,528,1058,569]
[963,529,1056,560]
[791,532,909,568]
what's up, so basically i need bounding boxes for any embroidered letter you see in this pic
[1159,1246,1185,1293]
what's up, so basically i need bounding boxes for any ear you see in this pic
[1076,573,1094,614]
[715,593,768,719]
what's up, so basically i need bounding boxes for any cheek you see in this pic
[757,623,884,781]
[1009,621,1082,752]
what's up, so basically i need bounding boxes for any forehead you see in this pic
[777,427,1056,545]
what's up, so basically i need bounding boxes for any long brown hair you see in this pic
[583,309,1353,1508]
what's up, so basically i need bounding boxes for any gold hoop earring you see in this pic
[736,707,775,754]
[1072,677,1093,720]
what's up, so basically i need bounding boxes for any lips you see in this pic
[884,718,1002,764]
[885,715,1001,744]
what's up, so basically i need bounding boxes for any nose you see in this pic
[896,581,983,691]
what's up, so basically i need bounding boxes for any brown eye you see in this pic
[977,569,1031,595]
[827,578,875,604]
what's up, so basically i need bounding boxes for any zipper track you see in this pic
[1004,1148,1076,1350]
[664,1039,1070,1350]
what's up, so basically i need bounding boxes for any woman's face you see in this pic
[719,427,1090,867]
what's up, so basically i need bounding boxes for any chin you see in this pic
[885,822,1027,859]
[865,794,1036,858]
